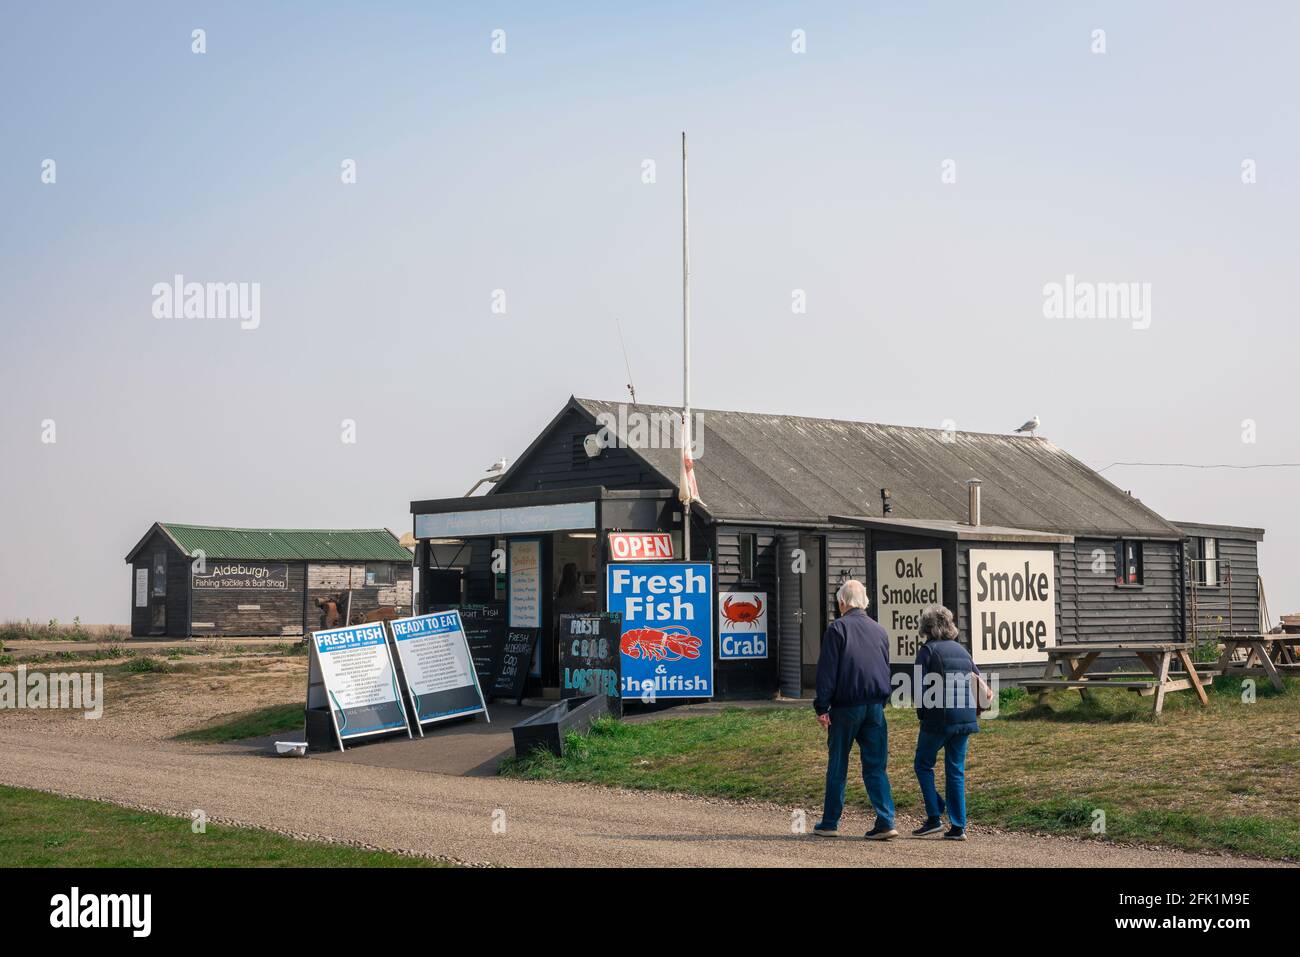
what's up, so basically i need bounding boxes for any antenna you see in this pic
[615,316,638,404]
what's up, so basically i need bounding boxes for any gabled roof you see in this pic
[125,524,411,563]
[566,397,1182,539]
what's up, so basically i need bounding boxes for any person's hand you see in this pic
[817,712,830,730]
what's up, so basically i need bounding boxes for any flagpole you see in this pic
[681,130,692,560]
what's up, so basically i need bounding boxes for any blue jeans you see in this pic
[820,703,894,828]
[914,729,970,829]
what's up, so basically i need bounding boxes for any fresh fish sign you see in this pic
[606,562,713,699]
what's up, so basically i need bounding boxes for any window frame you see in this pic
[365,562,396,586]
[738,532,757,582]
[1114,539,1144,587]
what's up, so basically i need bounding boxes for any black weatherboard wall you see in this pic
[1176,521,1265,637]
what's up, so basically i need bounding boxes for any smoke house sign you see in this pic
[193,562,289,590]
[876,549,942,664]
[968,549,1056,665]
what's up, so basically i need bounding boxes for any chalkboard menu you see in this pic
[435,602,506,687]
[558,613,623,711]
[490,628,539,705]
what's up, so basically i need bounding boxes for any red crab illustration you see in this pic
[721,594,764,629]
[620,626,702,661]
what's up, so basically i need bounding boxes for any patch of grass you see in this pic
[0,785,449,867]
[122,656,170,674]
[174,703,304,742]
[0,619,126,643]
[502,679,1300,860]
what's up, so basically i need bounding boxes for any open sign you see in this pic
[608,532,674,561]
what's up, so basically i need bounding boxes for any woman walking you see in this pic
[911,604,982,841]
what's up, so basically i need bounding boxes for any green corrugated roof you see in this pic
[157,524,411,562]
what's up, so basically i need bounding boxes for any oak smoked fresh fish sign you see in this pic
[968,549,1056,665]
[606,562,713,699]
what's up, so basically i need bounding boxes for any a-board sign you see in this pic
[718,592,768,660]
[508,538,541,628]
[311,622,410,748]
[558,613,623,699]
[608,532,674,561]
[388,611,488,726]
[607,562,713,700]
[968,549,1056,665]
[437,602,507,687]
[490,628,538,704]
[876,549,943,664]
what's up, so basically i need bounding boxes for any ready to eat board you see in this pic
[311,622,411,749]
[388,611,489,728]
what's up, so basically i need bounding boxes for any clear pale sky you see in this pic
[2,2,1297,624]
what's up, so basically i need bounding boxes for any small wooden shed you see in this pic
[124,524,413,638]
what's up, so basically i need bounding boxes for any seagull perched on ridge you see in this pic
[1014,415,1040,437]
[487,458,508,474]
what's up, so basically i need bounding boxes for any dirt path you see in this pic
[0,727,1279,868]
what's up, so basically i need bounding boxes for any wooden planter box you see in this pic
[511,695,614,759]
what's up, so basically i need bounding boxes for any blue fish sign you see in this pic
[606,562,713,700]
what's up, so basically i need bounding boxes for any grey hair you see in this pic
[918,604,958,642]
[835,579,869,610]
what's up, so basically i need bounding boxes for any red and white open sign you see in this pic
[608,532,675,561]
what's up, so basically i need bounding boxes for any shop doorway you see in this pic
[799,534,825,690]
[549,532,600,687]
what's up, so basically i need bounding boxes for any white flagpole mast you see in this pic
[681,131,692,560]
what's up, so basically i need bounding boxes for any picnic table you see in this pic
[1021,642,1210,715]
[1215,634,1299,692]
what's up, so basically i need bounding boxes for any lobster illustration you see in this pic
[620,626,703,661]
[721,594,764,629]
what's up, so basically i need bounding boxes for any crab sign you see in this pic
[721,594,764,629]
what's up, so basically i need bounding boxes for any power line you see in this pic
[1097,461,1300,473]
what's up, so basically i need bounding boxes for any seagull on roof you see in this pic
[487,458,508,473]
[1014,415,1040,437]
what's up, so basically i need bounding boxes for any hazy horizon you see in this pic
[2,1,1297,625]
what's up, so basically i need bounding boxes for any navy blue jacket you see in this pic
[814,608,892,715]
[915,639,981,735]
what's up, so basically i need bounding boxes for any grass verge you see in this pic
[173,703,305,743]
[501,676,1299,861]
[0,785,449,866]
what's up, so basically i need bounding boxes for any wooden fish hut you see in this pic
[1175,521,1267,638]
[124,524,413,638]
[410,396,1262,700]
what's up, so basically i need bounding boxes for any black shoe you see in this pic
[943,826,967,841]
[864,821,899,841]
[912,817,944,837]
[812,821,839,837]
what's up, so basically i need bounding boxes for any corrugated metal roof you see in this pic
[155,525,411,562]
[572,397,1182,539]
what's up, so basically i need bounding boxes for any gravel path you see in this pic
[0,727,1280,868]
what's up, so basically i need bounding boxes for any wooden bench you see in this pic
[1216,635,1296,692]
[1023,642,1209,715]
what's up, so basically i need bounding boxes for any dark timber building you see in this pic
[1175,521,1266,640]
[410,397,1262,699]
[125,524,413,638]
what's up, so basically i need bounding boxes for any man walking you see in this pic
[813,580,897,840]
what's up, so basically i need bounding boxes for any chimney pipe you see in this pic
[966,478,982,526]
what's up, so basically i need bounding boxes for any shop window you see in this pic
[1191,537,1218,586]
[152,552,167,596]
[365,563,395,586]
[1115,540,1143,586]
[739,533,757,581]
